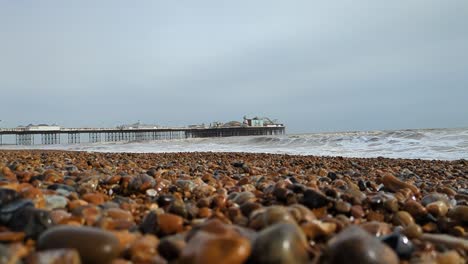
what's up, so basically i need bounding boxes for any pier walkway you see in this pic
[0,126,285,145]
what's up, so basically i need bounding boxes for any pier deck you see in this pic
[0,126,285,145]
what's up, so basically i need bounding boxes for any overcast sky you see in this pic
[1,1,467,133]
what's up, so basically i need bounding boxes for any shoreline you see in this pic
[0,150,467,263]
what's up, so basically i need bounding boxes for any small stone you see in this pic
[158,213,184,236]
[402,200,427,218]
[7,206,53,239]
[104,208,134,222]
[230,191,256,206]
[37,225,120,264]
[350,205,365,218]
[139,211,184,237]
[28,249,81,264]
[301,220,337,239]
[0,188,20,205]
[335,200,351,214]
[426,201,449,217]
[0,231,25,242]
[82,193,105,205]
[421,193,451,207]
[360,221,392,237]
[393,211,415,227]
[145,188,157,197]
[129,235,159,263]
[382,174,420,197]
[158,233,186,261]
[402,223,422,239]
[436,250,464,264]
[179,231,251,264]
[380,232,414,259]
[249,223,309,264]
[447,205,468,222]
[302,188,330,209]
[45,195,69,210]
[324,226,398,264]
[129,174,156,193]
[420,233,468,251]
[248,206,295,230]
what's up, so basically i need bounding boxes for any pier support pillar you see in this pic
[89,133,101,143]
[68,133,80,144]
[41,133,59,145]
[17,134,33,145]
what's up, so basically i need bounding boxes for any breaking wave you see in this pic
[2,128,467,160]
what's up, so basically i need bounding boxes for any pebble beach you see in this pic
[0,150,467,263]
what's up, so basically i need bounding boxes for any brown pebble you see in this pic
[82,193,106,205]
[393,211,415,227]
[382,174,420,197]
[426,201,449,217]
[129,235,159,263]
[402,223,423,239]
[37,225,120,264]
[436,250,464,264]
[179,231,251,264]
[447,205,468,222]
[158,213,184,236]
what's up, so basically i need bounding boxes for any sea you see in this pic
[1,127,467,161]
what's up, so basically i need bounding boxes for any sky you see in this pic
[0,1,467,134]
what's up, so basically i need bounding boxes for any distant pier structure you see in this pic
[0,119,285,145]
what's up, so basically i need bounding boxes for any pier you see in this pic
[0,126,285,145]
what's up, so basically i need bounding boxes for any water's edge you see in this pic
[1,128,467,161]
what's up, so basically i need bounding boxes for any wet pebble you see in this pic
[380,232,414,259]
[249,223,309,264]
[324,226,398,264]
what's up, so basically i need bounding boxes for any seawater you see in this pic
[1,128,467,161]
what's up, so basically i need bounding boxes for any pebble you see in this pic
[302,188,330,209]
[402,223,423,239]
[436,250,464,264]
[382,174,420,197]
[139,211,184,237]
[179,231,251,264]
[380,232,414,259]
[248,205,296,230]
[447,205,468,222]
[324,226,398,264]
[249,223,309,264]
[158,233,187,261]
[28,249,81,264]
[45,195,69,210]
[420,233,468,251]
[0,188,20,205]
[37,225,120,264]
[360,221,392,237]
[393,211,415,227]
[421,192,451,207]
[426,201,449,217]
[129,235,159,263]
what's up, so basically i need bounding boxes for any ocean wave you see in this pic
[1,128,467,160]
